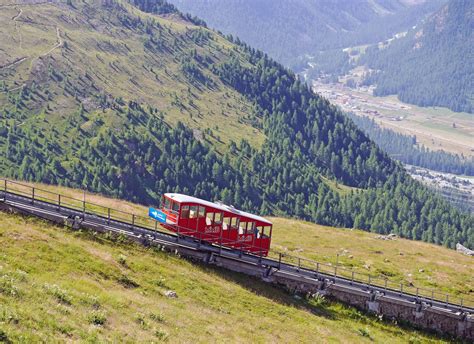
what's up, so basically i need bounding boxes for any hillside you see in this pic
[0,190,459,342]
[270,218,474,299]
[359,0,474,113]
[9,180,474,302]
[0,0,472,250]
[168,0,446,67]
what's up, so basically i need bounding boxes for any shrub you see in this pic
[357,327,372,340]
[117,275,139,288]
[150,312,165,323]
[44,284,72,305]
[154,328,168,341]
[0,329,10,343]
[311,293,327,307]
[88,311,107,326]
[135,313,148,329]
[0,275,20,298]
[118,254,128,267]
[154,277,167,288]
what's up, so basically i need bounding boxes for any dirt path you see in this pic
[12,7,23,49]
[1,3,63,94]
[40,26,62,57]
[0,56,27,70]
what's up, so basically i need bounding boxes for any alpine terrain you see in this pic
[0,0,472,251]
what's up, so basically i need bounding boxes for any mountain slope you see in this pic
[15,179,474,301]
[0,0,472,249]
[168,0,447,66]
[360,0,474,113]
[0,207,450,342]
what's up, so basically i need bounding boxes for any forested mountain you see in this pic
[168,0,446,66]
[360,0,474,113]
[0,0,472,249]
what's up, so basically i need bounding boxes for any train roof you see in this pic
[164,193,272,225]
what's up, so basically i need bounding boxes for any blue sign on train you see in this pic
[149,207,167,223]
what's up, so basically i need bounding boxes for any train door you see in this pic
[179,203,206,236]
[204,209,223,241]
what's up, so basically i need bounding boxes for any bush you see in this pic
[0,329,11,343]
[0,275,20,298]
[117,275,139,289]
[154,277,167,288]
[118,254,128,267]
[154,328,168,341]
[135,313,148,329]
[88,311,107,326]
[310,293,327,307]
[150,312,165,323]
[44,284,72,305]
[357,327,372,340]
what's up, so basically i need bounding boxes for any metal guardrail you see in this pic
[0,178,473,309]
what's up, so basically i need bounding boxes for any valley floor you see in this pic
[313,80,474,157]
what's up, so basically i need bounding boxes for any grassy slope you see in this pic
[0,0,265,152]
[0,212,447,343]
[8,181,473,302]
[270,218,474,299]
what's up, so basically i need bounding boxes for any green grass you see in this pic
[8,179,473,302]
[0,212,450,343]
[270,218,474,300]
[320,176,360,196]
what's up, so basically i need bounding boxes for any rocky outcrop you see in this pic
[456,243,474,256]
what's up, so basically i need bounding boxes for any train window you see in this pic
[239,221,247,235]
[189,205,198,219]
[256,226,263,238]
[247,222,255,233]
[206,212,214,225]
[214,212,223,224]
[172,201,180,213]
[198,206,205,218]
[181,205,190,219]
[164,198,171,210]
[264,226,271,237]
[223,217,231,230]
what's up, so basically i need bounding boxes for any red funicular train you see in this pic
[152,193,272,256]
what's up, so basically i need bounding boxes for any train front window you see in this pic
[181,205,190,219]
[172,201,180,213]
[163,197,171,210]
[263,226,271,238]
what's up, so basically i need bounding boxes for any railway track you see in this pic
[0,180,472,318]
